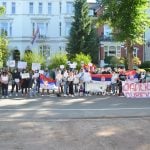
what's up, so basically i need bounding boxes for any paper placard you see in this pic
[21,73,30,79]
[39,70,44,74]
[18,61,27,69]
[32,63,41,71]
[7,60,16,68]
[33,73,39,78]
[60,65,64,69]
[7,60,15,67]
[69,63,76,68]
[15,79,20,83]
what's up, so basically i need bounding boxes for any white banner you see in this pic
[18,61,27,69]
[32,63,41,71]
[122,81,150,98]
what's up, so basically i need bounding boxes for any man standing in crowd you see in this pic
[10,69,21,96]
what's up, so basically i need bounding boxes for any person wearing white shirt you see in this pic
[111,71,119,95]
[0,71,9,98]
[83,70,92,96]
[62,69,69,96]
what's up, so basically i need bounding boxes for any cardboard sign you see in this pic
[32,63,41,71]
[21,73,30,79]
[7,60,15,67]
[39,70,44,74]
[18,61,27,69]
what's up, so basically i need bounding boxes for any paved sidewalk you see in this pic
[0,118,150,150]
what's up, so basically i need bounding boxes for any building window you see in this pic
[133,48,138,57]
[10,23,12,36]
[11,2,16,14]
[89,9,94,16]
[0,22,12,36]
[37,23,47,38]
[59,22,62,36]
[109,46,116,56]
[2,2,6,14]
[13,50,20,61]
[65,22,72,36]
[29,2,34,14]
[39,45,50,57]
[59,2,62,14]
[38,2,43,14]
[48,3,52,15]
[66,2,74,15]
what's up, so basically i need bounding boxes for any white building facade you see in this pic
[0,0,75,60]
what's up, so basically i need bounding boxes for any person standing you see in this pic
[0,71,9,98]
[10,69,21,96]
[67,71,74,97]
[111,71,119,95]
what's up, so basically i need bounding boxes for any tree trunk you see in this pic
[126,40,134,70]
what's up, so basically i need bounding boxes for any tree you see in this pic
[49,53,68,69]
[0,34,9,67]
[66,0,99,64]
[0,6,8,67]
[97,0,150,69]
[72,52,91,70]
[23,53,45,70]
[110,56,120,66]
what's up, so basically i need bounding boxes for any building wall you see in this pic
[0,0,74,60]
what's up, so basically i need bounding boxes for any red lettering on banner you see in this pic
[123,83,129,91]
[134,92,140,97]
[139,83,146,91]
[123,82,150,98]
[146,83,150,90]
[130,83,136,91]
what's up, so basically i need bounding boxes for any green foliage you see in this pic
[49,53,68,69]
[132,57,141,66]
[66,0,99,64]
[110,56,120,66]
[0,6,5,15]
[0,36,9,67]
[23,52,45,70]
[140,61,150,68]
[104,56,113,64]
[141,68,150,72]
[0,6,8,67]
[97,0,150,69]
[72,52,91,69]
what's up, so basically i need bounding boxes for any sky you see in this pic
[87,0,96,2]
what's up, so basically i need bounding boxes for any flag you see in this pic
[31,26,39,45]
[91,74,112,81]
[40,74,57,90]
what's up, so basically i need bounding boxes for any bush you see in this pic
[141,68,150,72]
[49,53,68,69]
[72,52,91,70]
[23,52,45,70]
[140,61,150,68]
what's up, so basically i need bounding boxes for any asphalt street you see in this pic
[0,95,150,120]
[0,95,150,150]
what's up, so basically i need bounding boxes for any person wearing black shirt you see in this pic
[118,72,126,96]
[10,69,21,96]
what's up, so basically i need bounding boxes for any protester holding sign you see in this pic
[20,69,30,96]
[10,69,21,96]
[0,70,9,98]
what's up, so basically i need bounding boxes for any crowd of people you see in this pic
[0,67,150,99]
